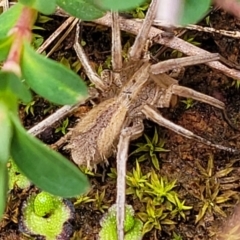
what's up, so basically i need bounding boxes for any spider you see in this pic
[65,1,239,238]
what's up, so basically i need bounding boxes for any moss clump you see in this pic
[8,159,31,190]
[19,192,74,240]
[99,204,143,240]
[34,192,56,217]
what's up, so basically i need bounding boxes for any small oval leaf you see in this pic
[92,0,145,11]
[0,72,32,103]
[0,102,12,162]
[21,43,88,105]
[19,0,56,15]
[180,0,211,25]
[0,36,13,62]
[10,114,90,198]
[0,3,23,37]
[0,163,8,220]
[56,0,105,20]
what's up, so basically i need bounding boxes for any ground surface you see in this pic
[1,7,240,240]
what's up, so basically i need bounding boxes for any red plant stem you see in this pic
[2,6,37,77]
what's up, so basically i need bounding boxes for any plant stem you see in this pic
[2,6,37,77]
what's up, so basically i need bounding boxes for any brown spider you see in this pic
[64,1,239,238]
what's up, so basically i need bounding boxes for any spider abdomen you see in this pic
[69,98,128,168]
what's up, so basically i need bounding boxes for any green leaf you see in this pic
[131,146,148,155]
[142,221,154,235]
[195,202,209,223]
[0,102,12,163]
[144,134,152,145]
[10,113,90,197]
[92,0,145,11]
[21,43,88,105]
[0,3,23,37]
[161,218,176,225]
[0,36,13,61]
[0,72,32,104]
[151,154,159,170]
[19,0,56,15]
[0,162,8,220]
[155,147,169,152]
[180,0,211,25]
[137,154,147,162]
[152,128,158,145]
[56,0,105,20]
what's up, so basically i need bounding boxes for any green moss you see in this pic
[34,192,56,217]
[126,164,192,235]
[99,204,143,240]
[8,158,31,190]
[19,192,74,240]
[124,205,135,232]
[125,219,143,240]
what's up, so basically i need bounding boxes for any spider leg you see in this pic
[150,71,239,130]
[142,104,239,153]
[170,84,225,110]
[150,53,220,74]
[73,22,107,91]
[170,84,239,130]
[111,11,122,87]
[116,119,144,240]
[129,0,158,60]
